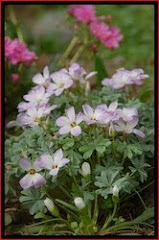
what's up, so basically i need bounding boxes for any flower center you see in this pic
[71,122,77,127]
[91,117,96,121]
[52,165,58,169]
[34,117,40,123]
[29,169,36,175]
[59,83,65,88]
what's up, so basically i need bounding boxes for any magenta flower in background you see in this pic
[11,73,19,83]
[56,106,83,136]
[102,68,149,89]
[90,21,123,49]
[19,158,46,189]
[67,5,96,23]
[32,66,51,87]
[114,118,145,138]
[5,36,37,65]
[47,71,73,96]
[82,104,110,125]
[39,149,70,176]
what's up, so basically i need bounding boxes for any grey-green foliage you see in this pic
[19,187,46,215]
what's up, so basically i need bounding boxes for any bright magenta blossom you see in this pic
[5,36,37,65]
[67,5,96,23]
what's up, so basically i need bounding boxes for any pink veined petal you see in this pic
[64,79,73,89]
[133,129,145,138]
[49,168,60,176]
[19,158,32,171]
[71,126,82,136]
[82,104,94,117]
[56,116,70,127]
[76,112,84,124]
[43,66,49,79]
[33,159,43,172]
[32,73,44,85]
[59,126,71,135]
[27,107,37,118]
[39,153,53,170]
[54,88,64,96]
[47,83,58,93]
[102,78,112,86]
[54,149,63,163]
[19,174,33,189]
[58,158,70,168]
[109,101,118,111]
[32,173,46,188]
[126,118,138,131]
[85,71,97,80]
[96,104,108,112]
[66,107,76,122]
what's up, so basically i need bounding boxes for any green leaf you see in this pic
[5,213,12,226]
[83,149,93,159]
[19,187,46,215]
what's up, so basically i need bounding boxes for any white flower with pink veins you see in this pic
[56,106,84,136]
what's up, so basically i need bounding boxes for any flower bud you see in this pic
[112,185,119,197]
[44,197,59,217]
[81,162,91,176]
[74,197,85,210]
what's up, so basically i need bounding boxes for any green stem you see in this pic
[99,203,117,233]
[70,44,85,64]
[58,184,72,199]
[57,36,79,67]
[135,190,147,210]
[9,6,24,41]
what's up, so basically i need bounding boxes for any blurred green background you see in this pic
[5,4,154,122]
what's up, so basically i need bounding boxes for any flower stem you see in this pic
[70,44,85,64]
[135,190,147,210]
[57,36,79,68]
[99,202,117,233]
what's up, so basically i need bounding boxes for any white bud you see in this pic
[44,197,55,212]
[44,197,59,217]
[81,162,91,176]
[112,185,119,197]
[74,197,85,210]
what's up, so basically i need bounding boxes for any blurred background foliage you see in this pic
[5,4,154,122]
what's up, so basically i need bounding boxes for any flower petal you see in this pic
[82,104,94,117]
[58,158,70,168]
[85,71,97,80]
[49,168,59,176]
[133,129,145,138]
[19,158,31,171]
[19,174,33,189]
[43,66,49,79]
[54,149,63,163]
[39,153,53,170]
[109,101,118,111]
[76,112,84,124]
[66,107,76,122]
[59,126,71,135]
[56,116,70,127]
[32,73,44,85]
[71,126,82,136]
[32,173,46,188]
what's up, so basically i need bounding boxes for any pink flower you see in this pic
[47,71,73,96]
[38,149,70,176]
[82,104,110,125]
[67,5,95,23]
[114,118,145,138]
[102,68,149,89]
[90,22,123,49]
[5,36,37,65]
[32,66,51,87]
[56,106,83,136]
[11,73,19,83]
[18,104,57,127]
[19,158,46,189]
